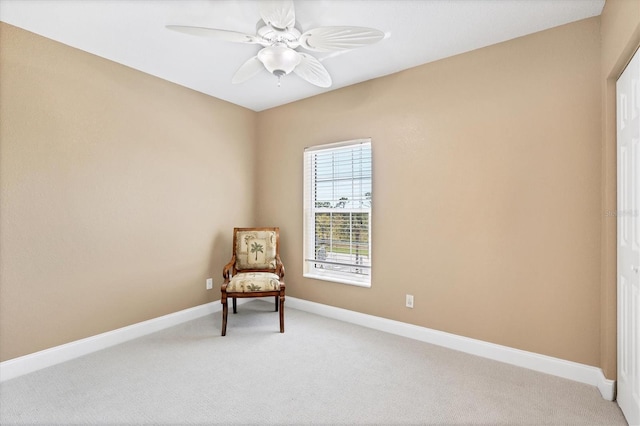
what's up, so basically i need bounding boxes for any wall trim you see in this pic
[1,296,616,401]
[284,297,616,401]
[0,299,245,383]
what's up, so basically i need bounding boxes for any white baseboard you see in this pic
[284,297,616,401]
[0,299,247,383]
[1,297,616,402]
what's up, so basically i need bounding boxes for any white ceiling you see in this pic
[0,0,604,112]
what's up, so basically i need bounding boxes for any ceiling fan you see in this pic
[166,0,385,88]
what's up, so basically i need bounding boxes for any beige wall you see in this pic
[257,18,602,367]
[600,0,640,379]
[1,4,633,379]
[0,23,257,361]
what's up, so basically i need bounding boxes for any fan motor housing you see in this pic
[257,24,301,47]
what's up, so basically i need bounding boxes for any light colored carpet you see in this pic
[0,300,627,425]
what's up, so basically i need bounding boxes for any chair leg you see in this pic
[221,301,228,336]
[232,297,237,314]
[275,295,278,312]
[279,295,285,333]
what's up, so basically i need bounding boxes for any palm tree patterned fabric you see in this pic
[235,230,277,270]
[226,272,281,292]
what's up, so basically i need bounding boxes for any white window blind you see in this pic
[303,139,372,287]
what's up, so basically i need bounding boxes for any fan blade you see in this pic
[293,53,332,88]
[259,0,295,30]
[232,56,264,84]
[166,25,261,44]
[298,26,385,52]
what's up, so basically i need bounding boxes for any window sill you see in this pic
[304,273,371,288]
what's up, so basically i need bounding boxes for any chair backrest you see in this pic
[233,227,279,273]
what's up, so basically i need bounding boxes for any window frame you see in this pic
[303,138,372,288]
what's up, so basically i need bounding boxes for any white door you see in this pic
[617,48,640,426]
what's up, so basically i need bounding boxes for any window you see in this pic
[303,139,372,287]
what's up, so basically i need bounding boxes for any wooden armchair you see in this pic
[221,227,285,336]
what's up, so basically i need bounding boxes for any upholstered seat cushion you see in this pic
[226,272,281,293]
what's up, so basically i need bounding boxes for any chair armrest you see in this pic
[223,256,236,280]
[276,255,285,279]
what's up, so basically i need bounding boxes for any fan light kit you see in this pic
[166,0,385,87]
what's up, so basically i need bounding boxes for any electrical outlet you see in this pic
[206,278,213,290]
[406,294,414,308]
